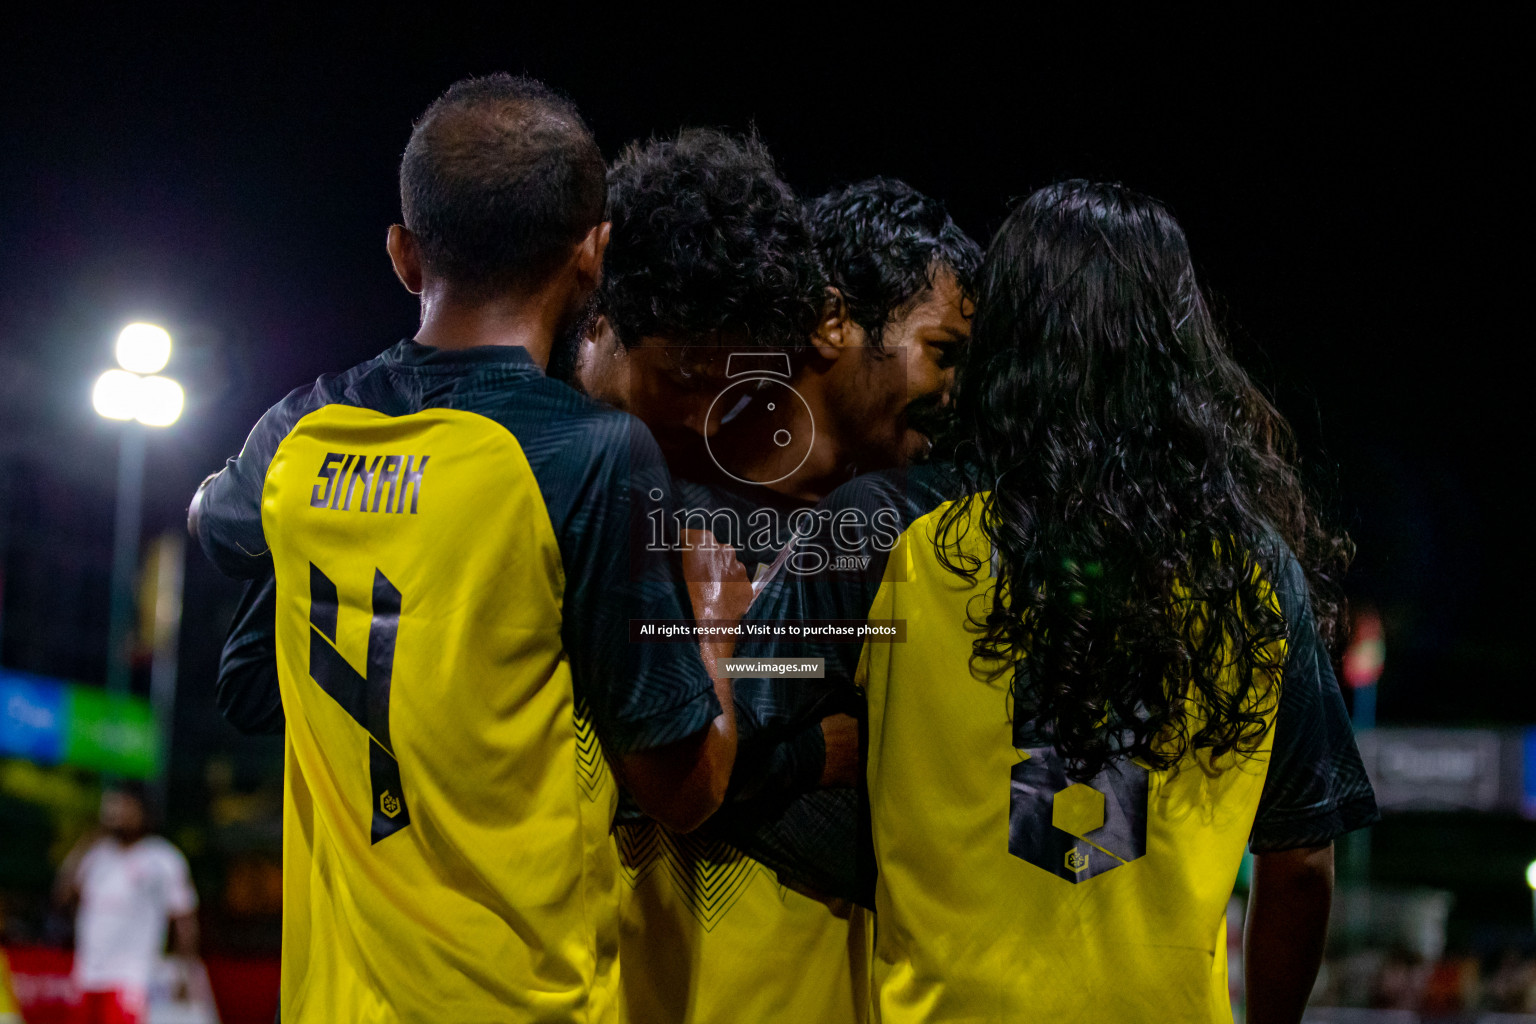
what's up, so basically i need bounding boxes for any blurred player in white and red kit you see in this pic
[54,782,200,1024]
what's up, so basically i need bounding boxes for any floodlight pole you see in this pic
[147,531,184,814]
[106,424,146,695]
[0,460,9,656]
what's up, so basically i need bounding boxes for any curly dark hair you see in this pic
[809,177,983,348]
[400,74,605,300]
[600,128,824,349]
[938,180,1352,778]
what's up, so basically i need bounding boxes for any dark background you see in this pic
[0,7,1525,916]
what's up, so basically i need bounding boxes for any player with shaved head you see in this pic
[191,76,736,1023]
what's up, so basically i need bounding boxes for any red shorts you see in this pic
[72,988,148,1024]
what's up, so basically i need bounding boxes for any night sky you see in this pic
[0,9,1525,754]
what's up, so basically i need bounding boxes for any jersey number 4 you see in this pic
[308,561,411,845]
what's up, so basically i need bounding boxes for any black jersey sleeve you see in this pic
[194,382,326,734]
[715,468,945,904]
[725,471,899,798]
[216,572,285,736]
[1249,545,1380,852]
[536,409,722,755]
[192,385,323,580]
[727,719,827,802]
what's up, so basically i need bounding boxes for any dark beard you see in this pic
[904,392,956,462]
[547,294,599,387]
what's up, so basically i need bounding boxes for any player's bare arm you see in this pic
[1246,842,1334,1024]
[617,533,748,832]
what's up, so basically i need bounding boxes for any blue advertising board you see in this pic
[0,668,157,777]
[0,669,67,764]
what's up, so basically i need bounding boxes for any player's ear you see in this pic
[591,314,619,352]
[387,225,424,295]
[811,286,862,360]
[574,220,610,291]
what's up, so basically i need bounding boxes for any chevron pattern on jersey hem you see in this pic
[616,822,762,930]
[574,697,608,801]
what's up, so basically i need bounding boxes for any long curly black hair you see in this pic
[938,180,1352,778]
[600,128,824,349]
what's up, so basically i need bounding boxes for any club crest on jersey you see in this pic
[380,790,402,818]
[310,452,430,514]
[1065,848,1090,873]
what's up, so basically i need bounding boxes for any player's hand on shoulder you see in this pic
[681,529,754,677]
[682,530,754,625]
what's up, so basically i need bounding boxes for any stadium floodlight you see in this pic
[93,369,143,421]
[115,322,172,374]
[94,324,186,698]
[134,375,185,427]
[1527,859,1536,931]
[94,325,185,428]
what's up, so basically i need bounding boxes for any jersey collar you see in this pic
[388,338,540,370]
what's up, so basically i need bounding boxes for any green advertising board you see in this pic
[64,685,158,777]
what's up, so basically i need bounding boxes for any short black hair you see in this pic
[600,128,824,350]
[809,177,982,348]
[400,74,606,299]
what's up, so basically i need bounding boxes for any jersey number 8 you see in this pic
[1008,743,1148,883]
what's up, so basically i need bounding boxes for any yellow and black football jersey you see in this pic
[612,476,871,1024]
[735,463,1378,1024]
[614,819,871,1024]
[195,340,720,1024]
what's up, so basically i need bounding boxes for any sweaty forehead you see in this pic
[889,269,973,338]
[635,336,756,379]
